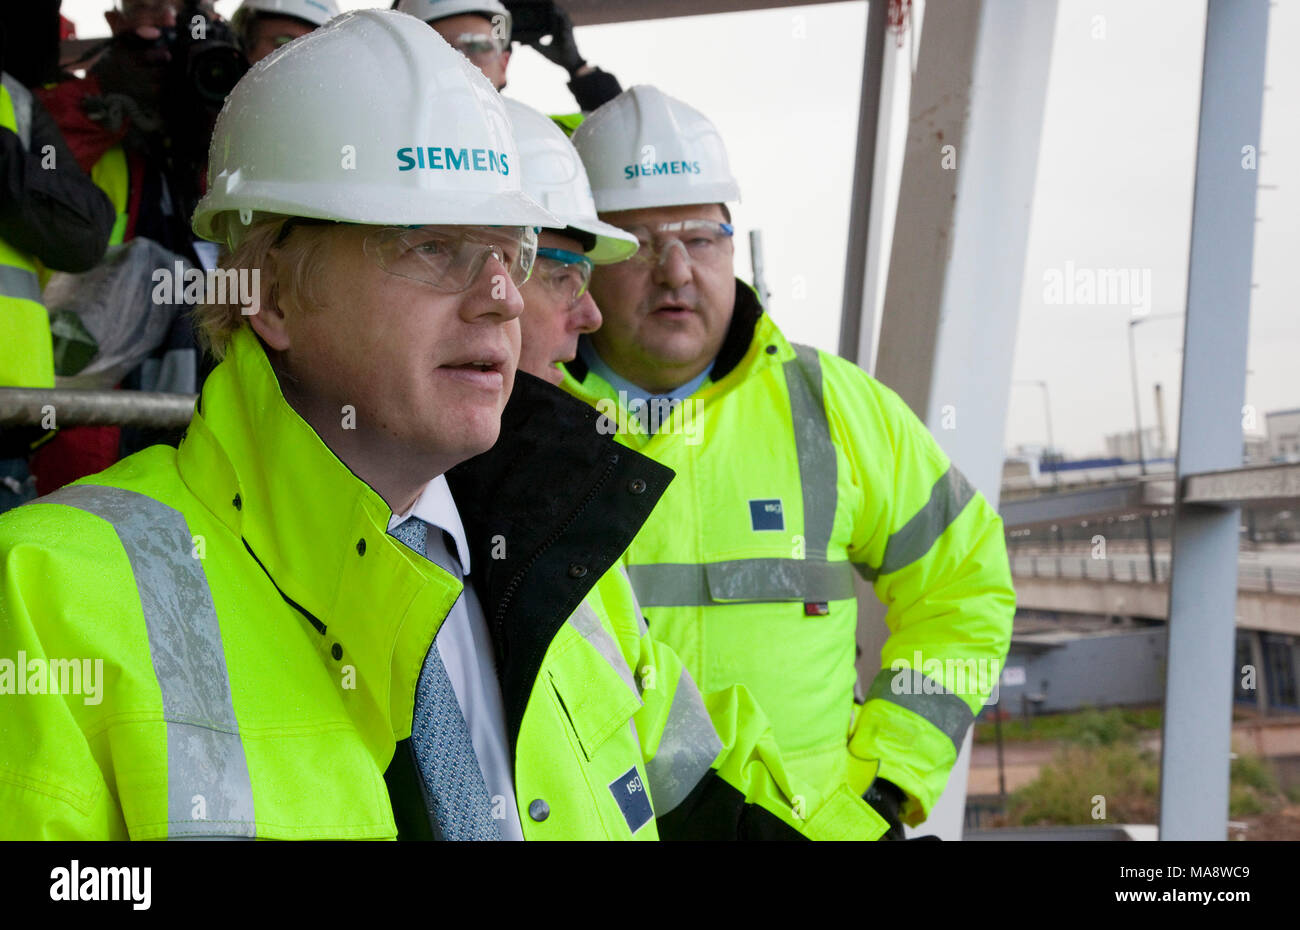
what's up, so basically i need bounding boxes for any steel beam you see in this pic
[1182,463,1300,507]
[1159,0,1270,841]
[999,479,1175,529]
[837,0,889,363]
[559,0,859,26]
[867,0,1058,840]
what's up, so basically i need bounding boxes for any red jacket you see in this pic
[36,73,144,241]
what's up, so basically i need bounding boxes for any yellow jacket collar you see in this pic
[175,326,462,758]
[561,279,794,411]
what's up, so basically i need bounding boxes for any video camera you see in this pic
[111,1,248,107]
[110,1,248,213]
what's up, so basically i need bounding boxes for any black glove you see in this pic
[864,777,908,840]
[526,2,585,75]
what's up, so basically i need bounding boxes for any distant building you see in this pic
[1243,434,1269,464]
[1104,427,1166,463]
[1265,409,1300,462]
[987,624,1299,717]
[993,627,1167,715]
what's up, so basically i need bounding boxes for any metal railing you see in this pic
[1010,553,1300,595]
[0,388,196,430]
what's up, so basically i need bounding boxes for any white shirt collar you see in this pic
[386,474,473,575]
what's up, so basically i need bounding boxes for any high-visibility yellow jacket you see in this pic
[559,281,1017,825]
[90,145,129,248]
[0,325,887,840]
[0,74,53,388]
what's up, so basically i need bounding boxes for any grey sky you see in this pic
[1014,0,1297,459]
[64,0,1298,460]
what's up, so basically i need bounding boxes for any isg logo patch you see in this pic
[608,766,653,834]
[749,499,784,531]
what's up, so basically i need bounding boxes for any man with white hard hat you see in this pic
[395,0,622,111]
[500,95,889,841]
[563,84,1016,839]
[0,14,887,841]
[232,0,340,64]
[503,96,637,383]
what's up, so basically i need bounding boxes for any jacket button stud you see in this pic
[232,493,242,510]
[529,799,550,822]
[628,478,647,494]
[568,563,588,579]
[766,344,777,355]
[356,538,366,556]
[331,643,343,661]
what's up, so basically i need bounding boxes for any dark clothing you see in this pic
[401,369,805,840]
[36,71,202,264]
[33,65,207,490]
[568,66,622,112]
[0,87,114,273]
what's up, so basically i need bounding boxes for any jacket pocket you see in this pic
[539,625,656,838]
[545,628,642,761]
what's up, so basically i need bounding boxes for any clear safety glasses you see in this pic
[363,225,537,294]
[530,247,594,307]
[622,220,735,270]
[452,33,508,62]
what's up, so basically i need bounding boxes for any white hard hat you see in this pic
[193,9,557,248]
[571,84,741,214]
[502,98,638,265]
[394,0,512,41]
[233,0,341,30]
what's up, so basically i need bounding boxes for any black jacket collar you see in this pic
[446,370,673,749]
[562,278,765,386]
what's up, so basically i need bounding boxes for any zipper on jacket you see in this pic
[243,537,328,636]
[491,451,621,656]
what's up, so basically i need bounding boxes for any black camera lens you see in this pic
[190,44,246,104]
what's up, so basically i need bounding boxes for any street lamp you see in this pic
[1127,313,1182,475]
[1013,380,1058,489]
[1127,313,1181,581]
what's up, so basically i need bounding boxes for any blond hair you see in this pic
[194,215,334,360]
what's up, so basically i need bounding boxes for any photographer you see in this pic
[0,1,116,513]
[32,0,246,495]
[396,0,623,112]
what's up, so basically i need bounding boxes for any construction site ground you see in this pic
[968,713,1300,839]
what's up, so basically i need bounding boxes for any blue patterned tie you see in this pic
[390,517,501,841]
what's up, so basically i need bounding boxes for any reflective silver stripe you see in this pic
[0,263,41,303]
[2,73,32,148]
[626,558,856,608]
[783,344,837,560]
[568,600,640,699]
[623,569,649,636]
[856,466,977,582]
[39,484,256,838]
[645,668,724,815]
[864,667,975,750]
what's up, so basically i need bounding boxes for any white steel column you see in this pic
[1159,0,1270,841]
[868,0,1058,840]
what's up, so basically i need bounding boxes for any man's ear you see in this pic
[105,10,124,35]
[246,258,292,351]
